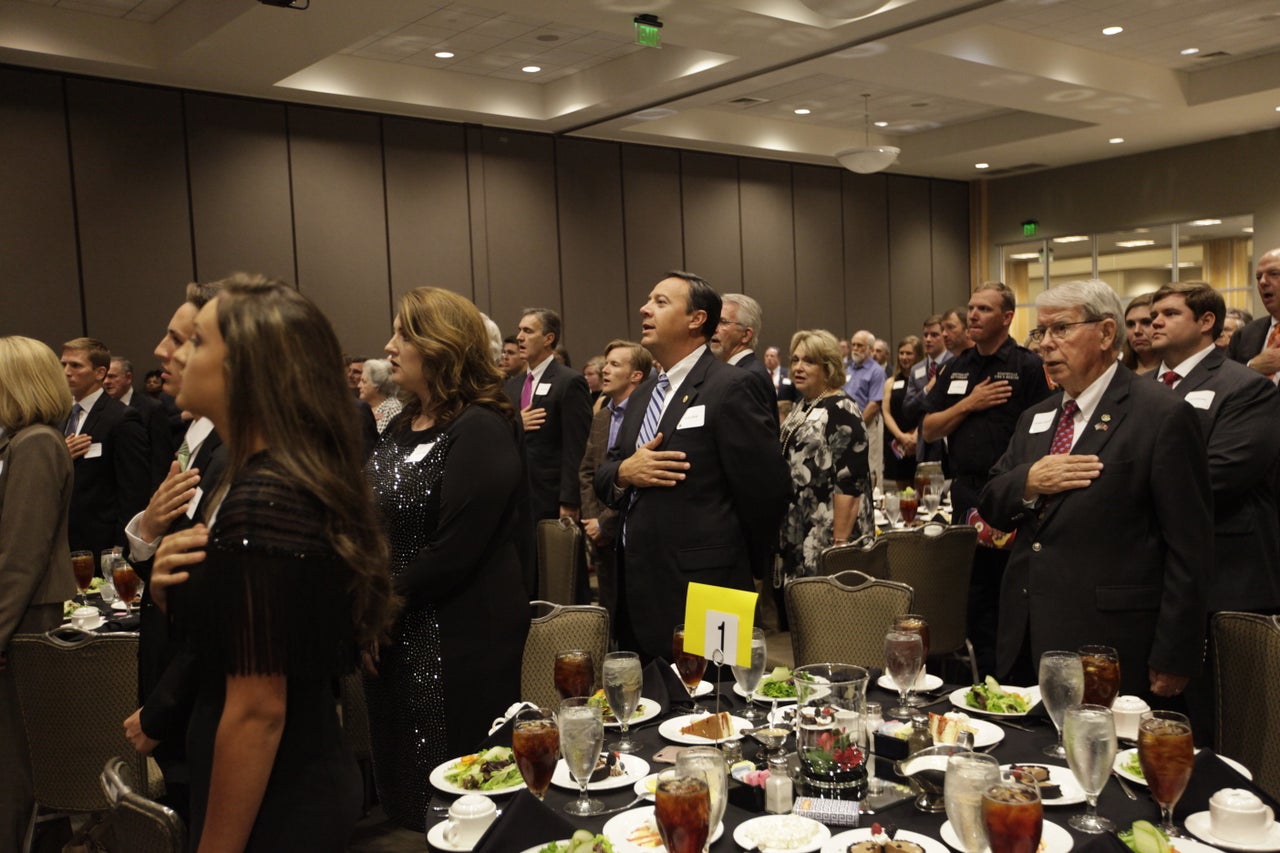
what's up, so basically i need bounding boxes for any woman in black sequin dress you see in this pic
[364,287,531,830]
[149,275,397,851]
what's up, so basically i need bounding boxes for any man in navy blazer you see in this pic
[1226,246,1280,381]
[1148,281,1280,613]
[595,272,790,661]
[104,356,175,489]
[979,279,1211,699]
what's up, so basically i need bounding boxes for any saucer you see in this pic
[426,819,487,852]
[1186,811,1280,852]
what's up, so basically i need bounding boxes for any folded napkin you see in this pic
[643,657,680,713]
[471,790,577,853]
[102,613,140,632]
[1175,748,1280,818]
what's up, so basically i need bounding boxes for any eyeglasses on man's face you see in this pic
[1027,319,1099,344]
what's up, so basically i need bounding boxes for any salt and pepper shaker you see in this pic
[766,769,793,814]
[907,712,931,756]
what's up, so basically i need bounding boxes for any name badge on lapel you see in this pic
[1184,390,1214,410]
[186,487,204,520]
[406,441,436,463]
[85,442,104,459]
[676,405,706,430]
[1029,411,1055,434]
[535,382,552,396]
[947,379,968,395]
[893,379,905,390]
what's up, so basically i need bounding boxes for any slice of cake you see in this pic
[928,711,977,744]
[680,711,733,740]
[848,823,926,853]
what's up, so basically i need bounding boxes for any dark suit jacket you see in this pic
[902,353,953,463]
[1225,315,1274,365]
[68,392,151,555]
[128,391,176,489]
[734,351,779,413]
[1163,348,1280,612]
[978,365,1211,694]
[505,359,591,522]
[595,348,790,660]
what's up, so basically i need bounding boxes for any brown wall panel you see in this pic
[930,180,971,313]
[383,117,472,309]
[681,152,742,291]
[478,128,561,333]
[739,159,795,352]
[66,79,193,363]
[886,175,934,344]
[792,165,845,341]
[288,106,389,357]
[185,93,294,284]
[0,69,81,347]
[556,138,628,362]
[621,145,683,340]
[842,172,890,339]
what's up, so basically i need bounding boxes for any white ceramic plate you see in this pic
[657,713,750,745]
[604,698,661,728]
[877,672,944,692]
[427,819,484,852]
[603,806,723,853]
[733,814,831,853]
[518,844,565,853]
[633,772,659,802]
[939,819,1074,853]
[1185,812,1280,852]
[668,664,713,697]
[428,755,525,797]
[63,615,105,631]
[999,763,1085,806]
[825,828,949,853]
[936,717,1005,750]
[550,755,650,791]
[950,685,1042,717]
[1112,748,1253,786]
[733,681,799,705]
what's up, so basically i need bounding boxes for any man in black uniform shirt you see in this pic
[922,282,1052,677]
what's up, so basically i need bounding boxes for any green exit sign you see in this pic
[635,15,662,48]
[1022,220,1039,237]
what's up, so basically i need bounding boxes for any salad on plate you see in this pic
[965,676,1030,714]
[443,746,523,792]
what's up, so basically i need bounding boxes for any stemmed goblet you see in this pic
[730,628,767,723]
[672,624,708,713]
[654,767,711,853]
[982,773,1043,853]
[884,492,902,528]
[892,614,930,705]
[1137,710,1194,838]
[112,560,143,616]
[603,651,643,753]
[554,649,594,701]
[675,747,727,853]
[511,708,558,801]
[557,697,605,816]
[1038,650,1084,758]
[945,751,1001,853]
[884,631,924,719]
[1064,703,1117,833]
[1078,645,1121,708]
[71,550,95,606]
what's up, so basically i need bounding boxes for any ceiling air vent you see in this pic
[981,163,1048,177]
[726,96,770,107]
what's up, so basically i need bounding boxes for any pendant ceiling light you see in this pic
[835,93,899,175]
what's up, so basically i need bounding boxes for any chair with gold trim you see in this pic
[519,600,610,711]
[817,536,890,578]
[536,518,586,605]
[1212,611,1280,801]
[99,756,185,853]
[784,571,913,668]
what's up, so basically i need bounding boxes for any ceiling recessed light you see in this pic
[1275,106,1280,112]
[522,65,541,73]
[975,163,990,169]
[1243,226,1255,233]
[1102,26,1124,35]
[873,120,888,127]
[1189,219,1221,226]
[1109,137,1125,144]
[1009,252,1040,260]
[435,51,455,59]
[1116,240,1155,248]
[1053,235,1090,243]
[1180,48,1200,55]
[794,108,811,115]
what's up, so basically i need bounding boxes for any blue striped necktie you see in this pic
[636,374,670,448]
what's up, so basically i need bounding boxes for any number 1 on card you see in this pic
[683,582,756,668]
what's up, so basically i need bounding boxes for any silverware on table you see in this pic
[594,793,646,817]
[1111,769,1138,800]
[990,718,1037,733]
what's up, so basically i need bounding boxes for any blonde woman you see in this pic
[0,336,74,851]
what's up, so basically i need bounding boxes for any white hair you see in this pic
[1035,279,1126,351]
[479,312,503,364]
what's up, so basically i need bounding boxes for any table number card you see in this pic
[683,582,757,668]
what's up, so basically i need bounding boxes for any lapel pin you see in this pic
[682,395,689,403]
[1100,413,1111,422]
[1094,423,1108,431]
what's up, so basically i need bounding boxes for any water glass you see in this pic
[1038,650,1083,758]
[884,492,902,528]
[557,697,605,816]
[603,651,643,753]
[731,628,767,722]
[1063,703,1116,832]
[884,631,924,719]
[1138,710,1194,837]
[945,752,1000,853]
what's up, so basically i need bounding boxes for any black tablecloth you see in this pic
[432,669,1269,853]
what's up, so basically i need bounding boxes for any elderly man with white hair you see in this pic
[978,279,1211,700]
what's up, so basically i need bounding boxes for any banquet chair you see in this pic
[785,571,913,669]
[338,671,377,813]
[1212,611,1280,801]
[9,628,162,853]
[99,756,185,853]
[817,536,889,578]
[536,518,586,605]
[878,524,980,684]
[520,600,609,711]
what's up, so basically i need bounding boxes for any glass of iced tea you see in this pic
[112,561,143,615]
[672,625,708,713]
[982,776,1043,853]
[654,768,711,853]
[1137,710,1194,837]
[900,491,919,526]
[511,709,559,801]
[71,550,95,604]
[1078,645,1120,708]
[553,649,594,701]
[893,614,930,703]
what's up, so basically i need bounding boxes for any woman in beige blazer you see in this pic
[0,335,75,852]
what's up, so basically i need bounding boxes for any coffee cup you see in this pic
[443,793,496,848]
[1111,695,1150,741]
[71,606,100,630]
[1210,788,1274,844]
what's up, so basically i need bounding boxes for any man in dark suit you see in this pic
[505,308,592,526]
[710,293,775,413]
[762,346,797,419]
[1148,281,1280,614]
[1226,246,1280,380]
[595,271,790,662]
[979,279,1211,699]
[902,314,952,463]
[61,337,150,556]
[104,356,175,489]
[579,339,651,621]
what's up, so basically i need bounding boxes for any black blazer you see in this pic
[1226,315,1273,364]
[1163,348,1280,612]
[68,392,151,555]
[979,365,1211,694]
[504,359,592,522]
[595,349,790,660]
[734,351,779,413]
[129,391,176,489]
